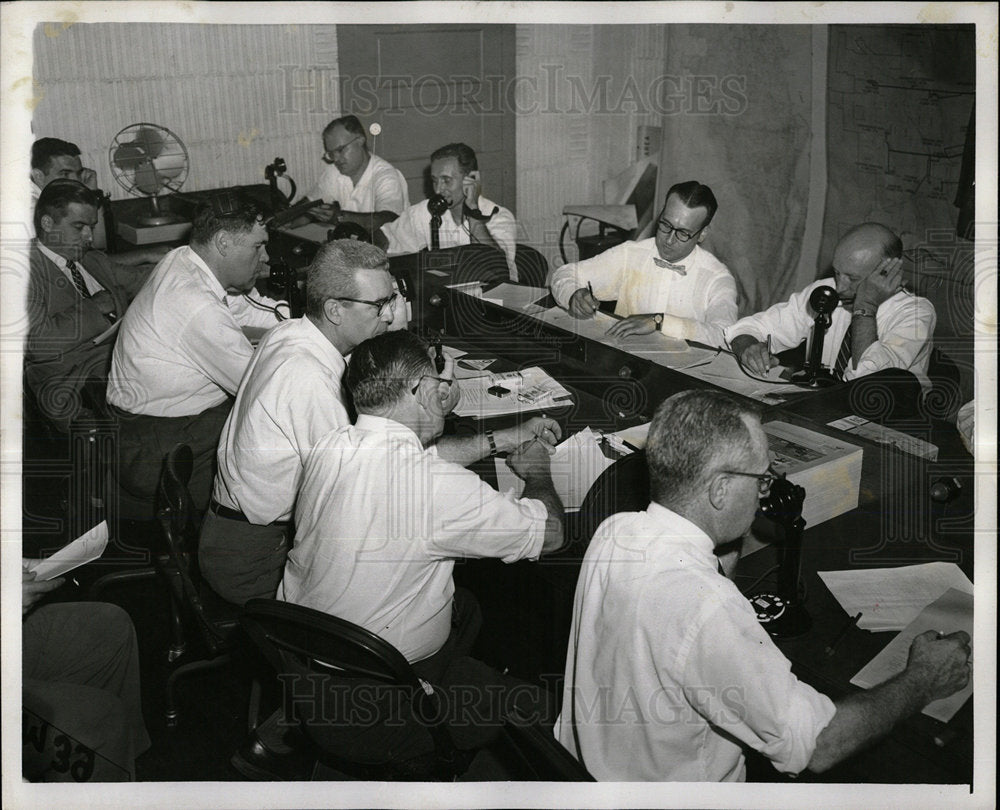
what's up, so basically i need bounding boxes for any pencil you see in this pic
[825,611,862,657]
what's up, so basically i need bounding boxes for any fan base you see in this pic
[139,214,184,227]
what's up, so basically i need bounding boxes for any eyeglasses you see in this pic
[720,465,780,494]
[333,292,397,318]
[323,136,363,162]
[410,376,455,395]
[656,218,704,243]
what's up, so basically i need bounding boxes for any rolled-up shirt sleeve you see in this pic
[681,595,836,775]
[550,243,628,309]
[422,453,547,564]
[724,284,814,353]
[373,169,409,215]
[848,294,936,380]
[687,271,738,347]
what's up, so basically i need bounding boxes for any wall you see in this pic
[31,23,339,201]
[513,25,666,269]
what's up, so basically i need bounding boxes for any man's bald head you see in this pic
[831,223,903,306]
[834,223,902,272]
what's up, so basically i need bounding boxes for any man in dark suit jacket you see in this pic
[25,179,151,427]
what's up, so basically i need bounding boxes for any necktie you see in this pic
[652,257,686,275]
[66,259,91,299]
[833,321,853,380]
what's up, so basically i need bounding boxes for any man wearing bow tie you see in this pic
[549,181,737,347]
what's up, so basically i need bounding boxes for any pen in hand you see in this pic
[587,281,599,313]
[824,611,862,657]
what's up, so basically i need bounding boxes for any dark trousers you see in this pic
[198,509,290,606]
[111,399,232,520]
[281,589,553,767]
[22,602,151,782]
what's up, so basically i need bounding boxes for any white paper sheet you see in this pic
[494,427,622,511]
[27,521,109,581]
[818,562,974,632]
[850,588,973,723]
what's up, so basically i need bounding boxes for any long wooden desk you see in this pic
[435,282,975,785]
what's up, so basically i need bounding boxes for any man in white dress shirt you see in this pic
[107,192,288,519]
[556,389,971,781]
[549,181,737,347]
[378,142,519,280]
[295,115,409,236]
[727,223,936,389]
[275,330,564,771]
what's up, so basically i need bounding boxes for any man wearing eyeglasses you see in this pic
[556,389,971,781]
[295,115,409,234]
[549,180,738,347]
[725,223,935,390]
[274,329,564,772]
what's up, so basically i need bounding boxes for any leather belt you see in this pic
[209,499,289,527]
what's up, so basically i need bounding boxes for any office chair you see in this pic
[472,706,596,781]
[574,450,650,551]
[240,598,465,781]
[923,346,964,422]
[156,443,250,727]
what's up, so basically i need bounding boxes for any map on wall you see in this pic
[822,25,975,271]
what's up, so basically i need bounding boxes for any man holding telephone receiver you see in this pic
[378,142,518,279]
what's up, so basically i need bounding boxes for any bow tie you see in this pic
[653,257,686,275]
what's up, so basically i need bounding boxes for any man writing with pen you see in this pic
[725,223,936,390]
[549,181,738,347]
[275,330,566,774]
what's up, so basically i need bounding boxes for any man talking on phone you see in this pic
[377,142,518,280]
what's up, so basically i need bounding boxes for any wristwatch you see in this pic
[653,313,664,332]
[852,306,877,319]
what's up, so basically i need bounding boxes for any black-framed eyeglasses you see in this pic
[410,376,455,395]
[656,218,704,243]
[333,292,397,318]
[323,135,363,162]
[720,465,780,494]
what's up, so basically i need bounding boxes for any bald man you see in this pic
[726,223,936,390]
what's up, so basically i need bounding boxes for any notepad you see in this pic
[851,588,973,723]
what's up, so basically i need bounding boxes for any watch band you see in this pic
[852,307,877,319]
[486,429,498,457]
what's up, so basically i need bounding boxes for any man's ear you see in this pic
[413,375,449,414]
[697,223,710,245]
[322,297,342,325]
[213,229,231,256]
[38,214,55,236]
[707,471,728,511]
[30,169,46,189]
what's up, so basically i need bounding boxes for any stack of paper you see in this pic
[850,587,973,722]
[452,367,573,419]
[763,421,863,528]
[494,427,627,511]
[827,414,939,461]
[818,561,974,631]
